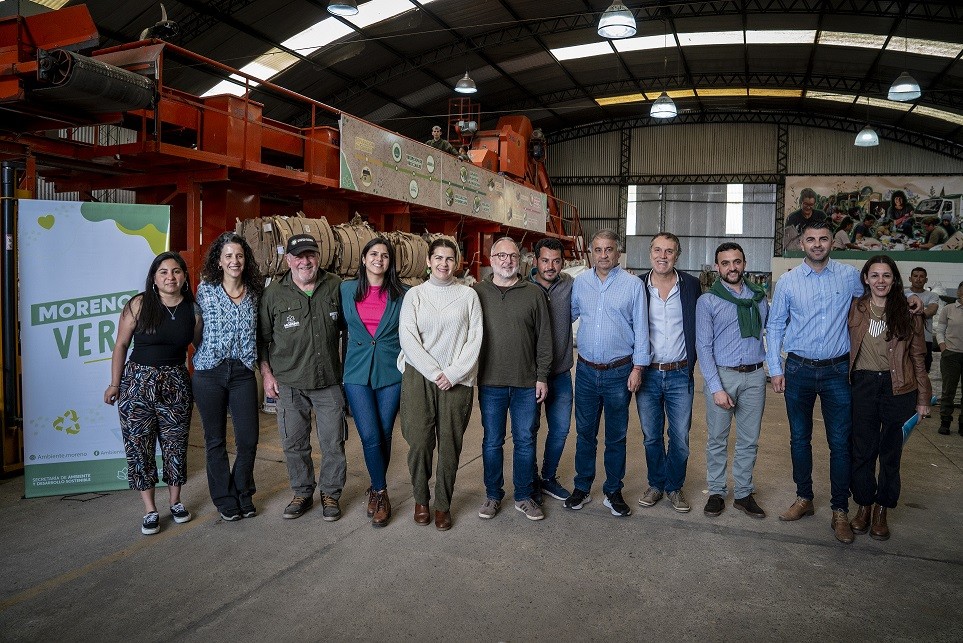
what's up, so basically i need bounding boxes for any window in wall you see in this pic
[726,183,744,235]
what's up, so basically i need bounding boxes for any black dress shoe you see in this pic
[938,423,950,435]
[734,494,766,519]
[704,494,725,517]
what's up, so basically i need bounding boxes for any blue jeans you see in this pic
[344,382,401,491]
[636,368,694,493]
[479,385,538,502]
[573,360,632,496]
[532,370,573,481]
[783,356,852,511]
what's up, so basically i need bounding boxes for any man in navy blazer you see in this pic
[636,232,702,513]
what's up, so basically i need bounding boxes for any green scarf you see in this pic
[709,278,767,339]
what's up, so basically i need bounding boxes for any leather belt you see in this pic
[722,362,764,373]
[650,359,688,371]
[787,352,849,368]
[578,355,632,371]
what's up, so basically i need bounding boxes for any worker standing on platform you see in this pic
[426,125,457,155]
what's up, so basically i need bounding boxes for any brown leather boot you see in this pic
[870,504,890,541]
[413,503,430,525]
[831,510,854,544]
[778,497,815,521]
[850,505,872,534]
[371,489,391,528]
[434,510,452,531]
[365,487,376,518]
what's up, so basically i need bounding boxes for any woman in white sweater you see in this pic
[398,238,483,530]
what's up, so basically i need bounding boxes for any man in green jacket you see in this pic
[259,234,345,521]
[474,237,553,522]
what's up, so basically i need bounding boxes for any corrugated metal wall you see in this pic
[36,176,136,204]
[554,185,620,241]
[786,126,963,174]
[631,123,778,175]
[547,131,621,176]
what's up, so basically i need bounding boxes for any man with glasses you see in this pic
[474,237,553,521]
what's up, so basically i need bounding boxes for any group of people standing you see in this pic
[104,219,951,543]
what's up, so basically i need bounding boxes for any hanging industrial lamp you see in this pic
[327,0,359,16]
[854,125,879,147]
[887,71,921,101]
[598,2,637,39]
[454,71,477,94]
[650,91,677,119]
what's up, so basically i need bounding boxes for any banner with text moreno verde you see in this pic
[19,200,170,497]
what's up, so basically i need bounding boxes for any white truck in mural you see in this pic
[914,194,962,224]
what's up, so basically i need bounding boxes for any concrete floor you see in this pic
[1,364,961,642]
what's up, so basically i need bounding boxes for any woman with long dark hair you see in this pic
[193,232,263,521]
[341,237,407,527]
[399,238,482,530]
[847,255,931,540]
[104,252,201,535]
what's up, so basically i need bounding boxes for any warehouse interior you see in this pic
[1,1,962,640]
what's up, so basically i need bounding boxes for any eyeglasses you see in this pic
[492,253,520,262]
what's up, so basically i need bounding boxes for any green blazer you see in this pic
[340,279,405,388]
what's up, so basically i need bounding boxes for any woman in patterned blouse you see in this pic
[193,232,263,521]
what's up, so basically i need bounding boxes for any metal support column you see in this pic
[617,127,631,239]
[1,161,24,475]
[775,123,789,256]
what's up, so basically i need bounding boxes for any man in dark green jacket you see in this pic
[474,237,553,522]
[259,234,345,521]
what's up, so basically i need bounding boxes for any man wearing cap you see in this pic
[426,125,457,155]
[259,234,346,521]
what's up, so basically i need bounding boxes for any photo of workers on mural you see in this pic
[784,176,963,253]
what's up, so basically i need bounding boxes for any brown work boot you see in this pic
[831,509,854,544]
[365,487,376,518]
[778,497,815,521]
[870,504,890,541]
[850,505,871,534]
[371,489,391,528]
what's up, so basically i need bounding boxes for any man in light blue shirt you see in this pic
[636,232,702,514]
[565,229,649,517]
[696,242,768,519]
[766,220,865,544]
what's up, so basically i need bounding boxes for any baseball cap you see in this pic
[286,234,319,255]
[942,212,953,220]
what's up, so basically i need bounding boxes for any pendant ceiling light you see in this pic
[650,91,677,119]
[854,125,880,147]
[454,71,477,94]
[327,0,359,16]
[887,71,921,102]
[598,2,637,39]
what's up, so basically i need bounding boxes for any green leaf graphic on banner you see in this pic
[80,202,169,254]
[38,215,55,229]
[52,409,80,435]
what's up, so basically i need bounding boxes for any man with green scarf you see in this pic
[695,242,769,519]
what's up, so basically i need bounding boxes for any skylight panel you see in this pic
[613,35,666,53]
[595,93,646,106]
[819,31,886,49]
[552,41,613,61]
[678,31,743,47]
[347,0,434,29]
[696,88,747,97]
[887,36,962,59]
[747,30,816,45]
[912,105,963,126]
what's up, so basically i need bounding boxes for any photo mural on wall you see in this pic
[784,175,963,253]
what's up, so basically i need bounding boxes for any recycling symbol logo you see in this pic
[53,409,80,435]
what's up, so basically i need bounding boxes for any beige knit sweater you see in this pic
[398,279,483,387]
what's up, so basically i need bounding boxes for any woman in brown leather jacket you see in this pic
[847,255,931,541]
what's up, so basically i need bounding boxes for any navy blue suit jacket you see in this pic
[641,269,702,380]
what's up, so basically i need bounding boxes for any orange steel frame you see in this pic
[0,7,585,280]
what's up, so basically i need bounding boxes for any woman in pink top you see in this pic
[340,238,407,527]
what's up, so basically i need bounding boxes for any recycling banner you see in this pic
[19,200,170,497]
